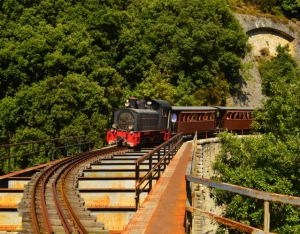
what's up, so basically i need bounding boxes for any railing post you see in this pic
[51,142,54,161]
[78,136,81,153]
[264,201,270,233]
[135,162,140,210]
[66,138,69,156]
[32,142,35,166]
[163,146,166,168]
[8,146,11,172]
[149,155,152,191]
[168,142,171,162]
[157,150,161,177]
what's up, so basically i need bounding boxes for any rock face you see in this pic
[228,14,300,108]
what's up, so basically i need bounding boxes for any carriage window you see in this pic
[187,114,193,121]
[210,113,214,120]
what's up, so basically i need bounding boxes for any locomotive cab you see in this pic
[106,98,172,147]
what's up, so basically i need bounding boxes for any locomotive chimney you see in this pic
[129,97,138,108]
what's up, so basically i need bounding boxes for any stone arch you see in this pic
[247,27,295,59]
[235,13,300,62]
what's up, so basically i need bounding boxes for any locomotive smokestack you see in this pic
[129,97,138,108]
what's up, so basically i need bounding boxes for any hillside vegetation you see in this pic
[0,0,249,145]
[232,0,300,20]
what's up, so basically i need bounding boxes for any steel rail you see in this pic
[61,155,91,234]
[30,174,44,233]
[50,153,95,233]
[60,146,124,233]
[29,146,125,233]
[31,167,55,233]
[52,163,74,233]
[31,156,80,233]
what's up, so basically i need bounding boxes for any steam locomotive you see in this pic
[106,97,172,147]
[106,97,254,147]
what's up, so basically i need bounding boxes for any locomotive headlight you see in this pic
[128,125,134,131]
[112,123,117,129]
[146,100,152,106]
[125,99,130,107]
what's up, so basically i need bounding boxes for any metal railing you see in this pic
[134,133,183,210]
[0,133,105,174]
[185,133,300,234]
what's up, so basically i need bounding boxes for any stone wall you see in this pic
[228,14,300,108]
[191,138,223,234]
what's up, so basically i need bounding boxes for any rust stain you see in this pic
[13,181,28,189]
[85,194,111,207]
[0,225,21,230]
[0,194,22,207]
[96,213,128,230]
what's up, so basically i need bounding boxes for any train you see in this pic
[106,97,254,147]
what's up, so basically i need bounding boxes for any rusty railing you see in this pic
[134,133,183,210]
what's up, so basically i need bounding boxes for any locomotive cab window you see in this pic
[162,109,168,117]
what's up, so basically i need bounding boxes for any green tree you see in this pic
[0,0,129,103]
[213,133,300,233]
[0,74,109,143]
[117,0,249,105]
[133,65,176,104]
[253,45,300,140]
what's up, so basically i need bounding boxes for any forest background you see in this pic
[0,0,298,145]
[1,0,300,232]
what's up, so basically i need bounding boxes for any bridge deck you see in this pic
[123,141,192,234]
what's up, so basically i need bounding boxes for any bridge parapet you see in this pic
[186,134,300,234]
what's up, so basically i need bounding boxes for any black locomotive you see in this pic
[106,97,172,147]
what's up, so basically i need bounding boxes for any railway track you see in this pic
[18,146,128,234]
[0,134,182,232]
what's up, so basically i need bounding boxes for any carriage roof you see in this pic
[215,106,255,111]
[172,106,218,111]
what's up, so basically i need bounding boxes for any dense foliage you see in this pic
[0,0,248,146]
[213,47,300,233]
[118,0,249,105]
[236,0,300,19]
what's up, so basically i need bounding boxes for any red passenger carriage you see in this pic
[171,106,217,137]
